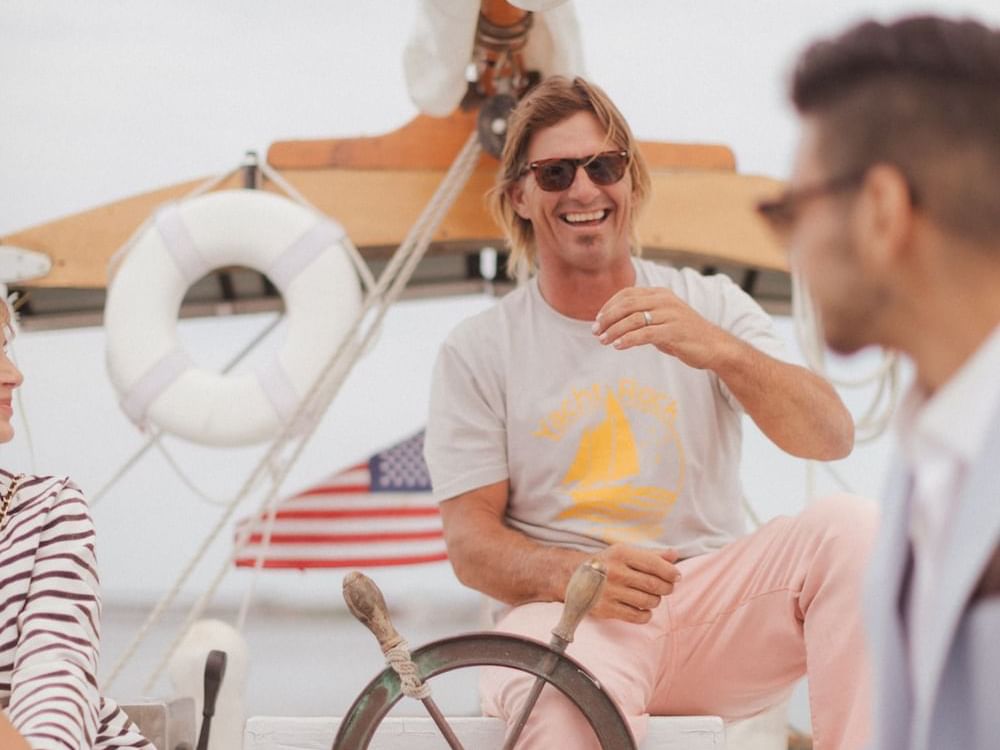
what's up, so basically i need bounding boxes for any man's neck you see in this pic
[536,257,637,320]
[896,255,1000,394]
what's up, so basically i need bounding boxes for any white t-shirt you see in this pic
[425,258,785,558]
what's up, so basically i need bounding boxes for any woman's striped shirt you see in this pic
[0,472,154,749]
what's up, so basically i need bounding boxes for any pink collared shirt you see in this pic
[896,321,1000,711]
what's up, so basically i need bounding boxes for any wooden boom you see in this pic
[2,109,785,290]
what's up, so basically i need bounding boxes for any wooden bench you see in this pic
[120,698,196,750]
[243,716,721,749]
[243,703,790,749]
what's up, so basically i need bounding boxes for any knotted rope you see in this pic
[385,641,432,700]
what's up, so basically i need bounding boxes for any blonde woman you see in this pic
[0,304,153,749]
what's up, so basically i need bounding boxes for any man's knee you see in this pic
[481,667,592,745]
[482,666,633,750]
[793,494,879,600]
[800,493,878,550]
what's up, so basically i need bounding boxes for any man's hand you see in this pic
[593,285,853,458]
[590,544,682,624]
[592,287,733,370]
[442,484,686,616]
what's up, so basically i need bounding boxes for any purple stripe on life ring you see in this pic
[119,348,192,426]
[266,219,345,290]
[156,203,210,284]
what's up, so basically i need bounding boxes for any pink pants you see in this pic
[481,494,877,750]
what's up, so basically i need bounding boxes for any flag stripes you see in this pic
[234,431,448,569]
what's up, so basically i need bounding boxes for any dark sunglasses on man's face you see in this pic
[521,150,629,192]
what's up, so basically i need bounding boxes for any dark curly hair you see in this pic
[792,15,1000,243]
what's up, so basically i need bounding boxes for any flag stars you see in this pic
[369,432,432,492]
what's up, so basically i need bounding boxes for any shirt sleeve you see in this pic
[700,270,788,412]
[8,479,102,750]
[424,323,510,503]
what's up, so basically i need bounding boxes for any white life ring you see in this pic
[104,189,362,446]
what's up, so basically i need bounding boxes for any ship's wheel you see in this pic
[334,560,636,750]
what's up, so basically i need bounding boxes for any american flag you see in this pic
[234,431,447,569]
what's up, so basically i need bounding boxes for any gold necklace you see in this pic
[0,474,24,532]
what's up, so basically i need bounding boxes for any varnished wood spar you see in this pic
[267,110,736,172]
[2,112,781,289]
[265,167,786,271]
[2,165,784,289]
[1,173,242,289]
[266,111,484,171]
[640,171,786,271]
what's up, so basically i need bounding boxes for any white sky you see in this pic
[5,1,1000,234]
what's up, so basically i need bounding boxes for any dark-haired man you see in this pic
[426,75,876,749]
[768,14,1000,750]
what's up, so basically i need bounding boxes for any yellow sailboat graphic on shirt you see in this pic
[556,390,678,543]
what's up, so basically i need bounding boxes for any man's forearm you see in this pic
[443,503,588,605]
[713,335,854,460]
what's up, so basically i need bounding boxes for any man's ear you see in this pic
[854,163,914,272]
[509,181,531,220]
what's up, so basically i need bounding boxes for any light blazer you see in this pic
[866,405,1000,750]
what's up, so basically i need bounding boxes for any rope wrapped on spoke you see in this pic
[385,641,431,700]
[343,571,464,750]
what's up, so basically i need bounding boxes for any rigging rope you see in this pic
[789,267,901,505]
[791,268,900,446]
[229,127,484,654]
[101,129,484,693]
[145,129,484,691]
[94,154,382,513]
[91,312,285,509]
[742,266,902,524]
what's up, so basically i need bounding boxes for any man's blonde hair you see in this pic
[488,76,651,282]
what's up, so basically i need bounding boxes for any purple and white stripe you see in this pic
[0,472,152,750]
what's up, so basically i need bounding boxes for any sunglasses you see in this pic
[521,150,630,192]
[755,170,868,241]
[755,166,922,243]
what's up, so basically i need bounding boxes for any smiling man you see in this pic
[425,76,875,749]
[774,16,1000,750]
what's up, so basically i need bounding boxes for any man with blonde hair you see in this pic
[425,76,875,749]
